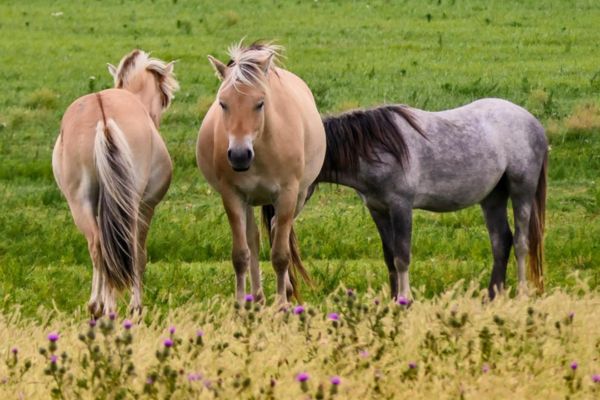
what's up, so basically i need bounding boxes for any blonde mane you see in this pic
[112,49,179,108]
[223,42,283,90]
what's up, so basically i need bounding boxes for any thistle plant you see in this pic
[0,286,599,398]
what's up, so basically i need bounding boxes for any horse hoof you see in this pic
[285,285,294,300]
[88,301,104,319]
[278,302,291,313]
[253,291,265,304]
[129,305,143,316]
[517,283,530,298]
[395,296,412,308]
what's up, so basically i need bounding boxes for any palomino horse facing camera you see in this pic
[52,50,179,317]
[197,42,326,304]
[311,99,547,301]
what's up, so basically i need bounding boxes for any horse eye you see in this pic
[256,101,264,110]
[219,101,228,111]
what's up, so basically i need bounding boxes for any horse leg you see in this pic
[266,213,293,298]
[246,206,264,303]
[271,185,299,304]
[390,203,413,300]
[480,180,513,299]
[130,138,172,314]
[129,203,154,315]
[369,208,398,299]
[222,190,250,304]
[510,191,535,295]
[70,201,105,318]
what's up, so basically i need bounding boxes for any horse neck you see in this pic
[316,168,367,193]
[124,75,163,128]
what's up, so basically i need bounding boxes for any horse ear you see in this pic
[165,61,175,74]
[260,53,275,75]
[208,55,226,80]
[107,63,117,78]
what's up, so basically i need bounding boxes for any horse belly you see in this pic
[413,165,504,212]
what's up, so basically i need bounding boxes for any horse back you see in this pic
[396,99,545,211]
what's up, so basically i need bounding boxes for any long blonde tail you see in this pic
[261,205,311,302]
[93,94,138,291]
[528,151,547,293]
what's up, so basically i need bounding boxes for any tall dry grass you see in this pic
[1,284,599,399]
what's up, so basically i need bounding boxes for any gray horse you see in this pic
[312,98,547,300]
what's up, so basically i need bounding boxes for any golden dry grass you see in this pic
[1,284,599,399]
[565,103,600,135]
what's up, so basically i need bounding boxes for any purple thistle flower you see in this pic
[123,320,133,330]
[164,338,174,348]
[346,288,355,297]
[244,294,254,302]
[397,296,410,306]
[327,312,340,321]
[169,326,176,335]
[188,373,202,382]
[570,361,578,371]
[11,347,18,355]
[359,350,369,358]
[203,379,212,389]
[408,361,417,369]
[47,332,59,342]
[146,377,154,385]
[568,312,575,320]
[482,363,490,373]
[88,319,97,328]
[330,376,341,385]
[196,330,204,337]
[50,355,58,364]
[592,374,600,383]
[296,372,309,382]
[293,305,305,315]
[373,298,380,306]
[109,312,116,321]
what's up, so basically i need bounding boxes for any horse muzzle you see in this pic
[227,147,254,172]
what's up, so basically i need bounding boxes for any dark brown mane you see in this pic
[147,70,169,107]
[116,49,141,88]
[226,42,269,66]
[320,105,426,181]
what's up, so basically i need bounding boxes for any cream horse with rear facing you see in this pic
[52,50,179,316]
[197,43,326,304]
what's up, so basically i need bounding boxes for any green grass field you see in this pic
[1,0,599,317]
[1,1,600,397]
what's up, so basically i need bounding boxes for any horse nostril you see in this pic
[227,149,232,160]
[246,149,253,160]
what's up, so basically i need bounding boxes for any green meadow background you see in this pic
[0,0,599,317]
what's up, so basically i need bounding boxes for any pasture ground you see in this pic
[0,0,599,397]
[1,286,600,398]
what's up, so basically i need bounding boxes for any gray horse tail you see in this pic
[93,93,138,291]
[261,205,311,302]
[528,150,547,293]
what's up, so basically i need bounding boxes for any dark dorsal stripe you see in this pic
[95,93,109,137]
[321,105,426,180]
